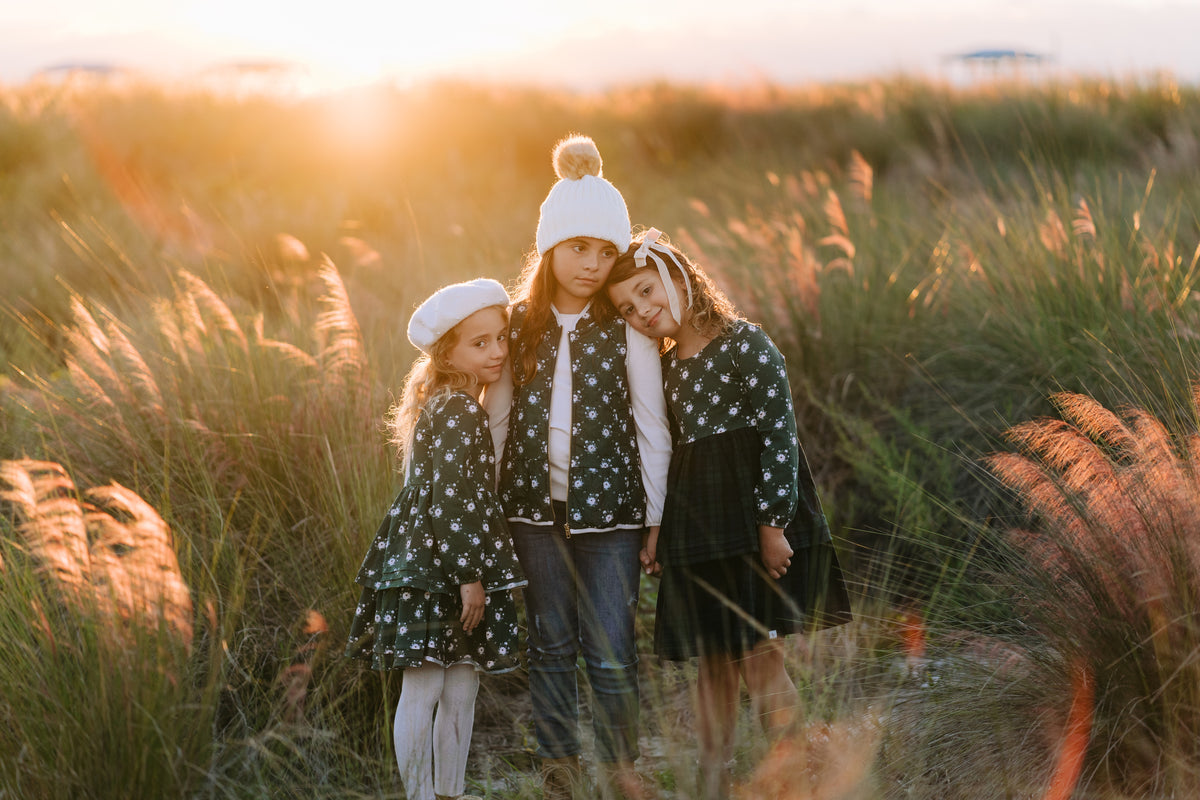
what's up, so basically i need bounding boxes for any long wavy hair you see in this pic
[604,230,741,348]
[385,306,507,471]
[510,247,560,386]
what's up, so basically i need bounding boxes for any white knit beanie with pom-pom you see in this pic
[535,134,631,256]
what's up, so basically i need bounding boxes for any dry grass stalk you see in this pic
[315,258,368,393]
[987,389,1200,792]
[82,483,194,646]
[1038,209,1068,259]
[823,190,848,237]
[252,314,319,372]
[277,609,329,724]
[1071,198,1096,240]
[178,269,249,355]
[847,150,873,205]
[736,718,878,800]
[102,313,165,418]
[0,459,193,649]
[0,460,91,587]
[66,297,130,408]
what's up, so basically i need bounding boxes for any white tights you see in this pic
[393,663,480,800]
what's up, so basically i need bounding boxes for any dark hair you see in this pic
[605,230,740,341]
[510,247,558,386]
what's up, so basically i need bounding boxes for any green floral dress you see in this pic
[346,392,525,673]
[655,320,852,659]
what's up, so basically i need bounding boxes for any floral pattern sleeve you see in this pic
[426,395,502,586]
[732,325,801,528]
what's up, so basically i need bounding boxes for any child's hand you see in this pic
[758,525,793,580]
[641,526,662,576]
[460,581,485,633]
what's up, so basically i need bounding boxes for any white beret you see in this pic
[407,278,511,354]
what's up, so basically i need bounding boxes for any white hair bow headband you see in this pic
[633,228,694,324]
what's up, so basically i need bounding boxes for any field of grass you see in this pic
[4,72,1200,798]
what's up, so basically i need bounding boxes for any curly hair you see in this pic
[604,230,741,346]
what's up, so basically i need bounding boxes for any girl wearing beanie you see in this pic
[346,279,526,800]
[488,135,671,800]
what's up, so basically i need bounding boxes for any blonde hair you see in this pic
[386,305,507,470]
[604,230,741,346]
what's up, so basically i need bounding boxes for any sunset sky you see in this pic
[2,0,1198,91]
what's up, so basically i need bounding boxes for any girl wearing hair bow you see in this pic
[605,229,853,800]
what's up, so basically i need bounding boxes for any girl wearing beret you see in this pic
[346,279,526,800]
[486,135,671,800]
[605,230,853,800]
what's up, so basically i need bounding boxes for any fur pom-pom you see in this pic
[553,134,603,180]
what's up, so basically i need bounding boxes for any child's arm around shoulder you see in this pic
[624,324,671,529]
[481,362,513,487]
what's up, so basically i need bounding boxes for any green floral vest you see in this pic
[499,303,648,532]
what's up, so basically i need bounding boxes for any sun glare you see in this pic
[177,0,582,92]
[317,86,397,157]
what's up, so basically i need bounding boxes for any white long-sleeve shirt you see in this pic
[484,302,671,528]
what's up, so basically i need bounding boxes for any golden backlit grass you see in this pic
[4,73,1200,797]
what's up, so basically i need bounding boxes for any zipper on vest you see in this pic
[562,329,572,539]
[562,403,572,540]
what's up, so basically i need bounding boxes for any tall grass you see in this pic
[986,390,1200,795]
[2,254,405,797]
[5,74,1200,797]
[0,460,203,798]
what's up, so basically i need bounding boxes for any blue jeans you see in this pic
[511,506,642,763]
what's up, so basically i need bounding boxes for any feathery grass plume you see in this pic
[986,390,1200,795]
[82,483,194,648]
[252,313,319,372]
[1072,197,1096,241]
[315,257,367,395]
[823,189,848,237]
[787,226,822,321]
[818,232,856,263]
[847,150,873,205]
[177,269,248,355]
[64,354,118,416]
[100,310,164,418]
[174,287,207,357]
[67,294,110,358]
[149,295,193,401]
[1038,208,1068,259]
[0,459,193,649]
[65,296,131,408]
[0,459,91,589]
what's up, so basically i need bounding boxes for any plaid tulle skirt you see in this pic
[654,428,853,660]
